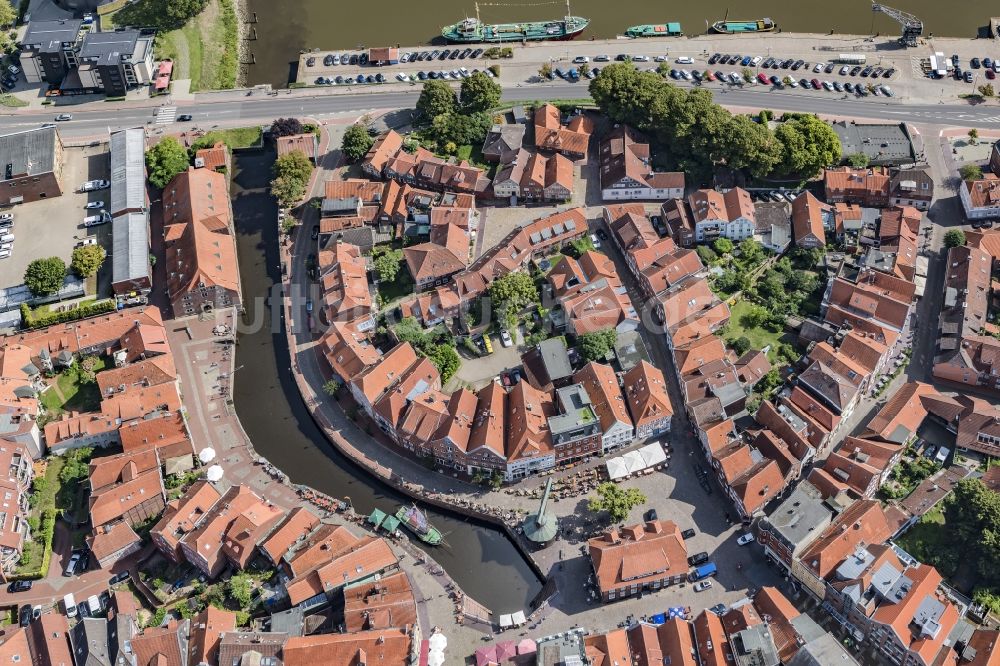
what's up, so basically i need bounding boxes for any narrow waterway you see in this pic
[227,147,543,614]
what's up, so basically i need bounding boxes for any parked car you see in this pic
[81,179,109,191]
[693,580,713,592]
[572,56,589,64]
[6,580,31,593]
[0,213,12,222]
[18,605,31,627]
[83,211,112,227]
[500,329,513,347]
[84,200,104,209]
[676,56,693,64]
[737,533,756,546]
[681,528,696,540]
[687,552,710,566]
[64,552,82,577]
[109,571,130,586]
[709,603,728,615]
[55,113,73,121]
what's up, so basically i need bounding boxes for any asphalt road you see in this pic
[1,83,999,140]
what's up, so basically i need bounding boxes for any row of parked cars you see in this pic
[0,213,14,259]
[950,55,1000,82]
[316,67,497,86]
[306,47,485,69]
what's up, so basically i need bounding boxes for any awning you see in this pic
[498,613,513,628]
[511,610,526,625]
[605,442,667,480]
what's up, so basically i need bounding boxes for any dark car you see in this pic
[988,69,997,80]
[348,54,358,65]
[965,71,974,83]
[596,228,608,241]
[844,82,855,92]
[323,54,335,66]
[985,57,994,69]
[871,67,884,77]
[177,114,193,122]
[358,53,368,65]
[952,54,960,67]
[850,65,862,76]
[429,50,440,59]
[417,71,428,80]
[305,57,315,67]
[18,605,31,627]
[715,70,726,82]
[375,73,385,83]
[669,69,680,79]
[428,71,438,79]
[833,81,843,92]
[644,509,658,522]
[824,62,836,74]
[615,54,629,61]
[687,552,710,566]
[811,78,821,89]
[769,75,780,85]
[709,603,728,616]
[334,75,344,84]
[740,55,753,66]
[6,580,31,593]
[883,67,895,78]
[449,50,460,60]
[791,59,804,70]
[461,48,473,58]
[781,59,794,68]
[861,66,874,76]
[692,70,703,81]
[708,53,720,64]
[799,78,811,88]
[74,550,90,575]
[472,48,483,57]
[972,57,981,69]
[438,49,450,60]
[681,528,696,540]
[109,570,130,585]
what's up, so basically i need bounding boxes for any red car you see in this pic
[704,70,715,81]
[811,78,821,89]
[757,72,769,84]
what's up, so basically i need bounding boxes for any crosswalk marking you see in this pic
[155,106,177,124]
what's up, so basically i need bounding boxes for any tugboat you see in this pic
[395,504,444,546]
[709,10,777,34]
[441,0,590,43]
[625,23,684,38]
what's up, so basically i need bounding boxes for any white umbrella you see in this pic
[428,632,448,651]
[427,652,445,666]
[206,465,224,482]
[198,447,216,463]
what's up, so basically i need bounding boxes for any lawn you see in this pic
[39,357,108,416]
[377,270,415,307]
[192,126,263,151]
[724,300,788,360]
[895,505,951,568]
[12,457,64,578]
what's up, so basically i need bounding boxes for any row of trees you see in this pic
[588,64,841,182]
[391,317,461,383]
[23,247,106,297]
[415,74,502,152]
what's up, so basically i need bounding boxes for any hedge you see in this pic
[21,299,116,329]
[11,509,56,580]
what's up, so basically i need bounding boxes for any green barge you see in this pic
[625,23,683,38]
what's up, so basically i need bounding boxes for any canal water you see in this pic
[228,147,543,613]
[244,0,993,86]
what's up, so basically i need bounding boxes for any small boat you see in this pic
[625,23,683,38]
[710,10,777,34]
[395,504,444,546]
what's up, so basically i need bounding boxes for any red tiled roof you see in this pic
[195,142,227,171]
[588,521,688,595]
[283,627,412,666]
[798,499,891,580]
[259,506,321,564]
[623,361,673,428]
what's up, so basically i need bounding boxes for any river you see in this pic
[228,147,544,614]
[243,0,993,86]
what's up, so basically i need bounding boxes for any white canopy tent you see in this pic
[605,442,667,480]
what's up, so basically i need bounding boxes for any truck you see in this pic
[87,595,101,616]
[689,562,717,581]
[835,54,867,65]
[63,593,76,618]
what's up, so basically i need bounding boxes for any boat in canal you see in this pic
[441,0,589,43]
[625,23,683,38]
[709,11,777,34]
[396,504,444,545]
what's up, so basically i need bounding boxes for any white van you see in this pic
[934,447,950,465]
[87,594,101,616]
[63,593,77,618]
[0,234,13,243]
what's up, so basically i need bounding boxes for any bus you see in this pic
[835,54,867,65]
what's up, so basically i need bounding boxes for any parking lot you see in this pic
[0,144,111,291]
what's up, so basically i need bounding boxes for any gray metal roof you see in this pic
[79,28,142,66]
[0,126,57,181]
[538,338,573,380]
[831,121,914,165]
[110,128,146,216]
[112,211,150,288]
[761,481,833,550]
[21,19,84,51]
[732,625,780,666]
[787,633,860,666]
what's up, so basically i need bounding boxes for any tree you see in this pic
[416,80,457,119]
[539,63,553,79]
[969,128,980,145]
[738,239,766,266]
[428,344,461,383]
[788,270,819,295]
[943,479,1000,589]
[696,245,718,265]
[489,272,538,313]
[730,336,752,356]
[270,150,313,207]
[227,573,253,609]
[944,229,967,248]
[756,368,783,394]
[712,238,734,255]
[979,83,995,98]
[774,114,842,177]
[429,111,492,147]
[721,115,782,179]
[739,303,769,328]
[70,245,106,278]
[846,153,870,168]
[0,1,15,27]
[270,117,304,137]
[459,71,501,113]
[960,164,984,181]
[24,257,66,296]
[588,482,647,523]
[578,328,617,362]
[322,379,341,396]
[567,236,595,258]
[372,248,404,282]
[579,62,591,78]
[78,355,101,384]
[741,67,753,83]
[145,137,190,188]
[341,123,374,162]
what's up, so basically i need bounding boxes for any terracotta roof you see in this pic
[622,361,673,429]
[609,210,660,252]
[787,385,839,434]
[752,587,802,662]
[88,450,164,526]
[276,133,318,160]
[396,390,451,449]
[100,381,182,421]
[286,524,360,577]
[179,484,278,575]
[573,362,632,435]
[320,242,371,318]
[864,381,941,444]
[791,191,829,245]
[194,142,227,171]
[324,178,385,204]
[674,336,727,376]
[534,105,591,156]
[163,167,240,309]
[363,130,405,174]
[372,357,440,431]
[821,437,899,497]
[693,610,731,666]
[639,247,701,295]
[351,343,420,406]
[27,613,73,666]
[962,629,1000,666]
[731,459,785,516]
[588,521,688,595]
[321,317,380,383]
[132,619,188,666]
[259,506,321,564]
[871,563,959,666]
[505,380,554,462]
[87,520,141,563]
[188,606,237,666]
[964,174,1000,209]
[151,480,222,557]
[824,166,891,200]
[688,188,755,225]
[734,349,772,387]
[343,570,417,632]
[657,277,722,331]
[0,627,30,665]
[118,412,194,460]
[403,239,467,283]
[468,382,506,459]
[283,628,412,666]
[585,628,635,666]
[285,537,398,606]
[220,495,285,569]
[798,499,891,580]
[218,632,288,666]
[561,284,637,335]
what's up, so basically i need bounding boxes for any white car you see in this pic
[737,533,756,546]
[400,52,410,63]
[500,329,513,347]
[84,200,104,209]
[81,179,109,192]
[654,55,668,62]
[590,233,601,249]
[0,249,10,259]
[632,55,650,62]
[750,56,762,65]
[76,238,97,247]
[572,56,589,64]
[83,211,111,227]
[594,55,610,62]
[880,85,894,97]
[0,213,12,222]
[813,62,825,72]
[693,580,713,592]
[840,65,850,75]
[676,56,693,64]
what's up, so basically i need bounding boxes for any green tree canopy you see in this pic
[341,124,374,162]
[428,344,461,383]
[70,245,106,278]
[588,482,647,523]
[696,245,718,265]
[578,328,617,362]
[774,114,842,177]
[730,335,752,356]
[114,0,207,31]
[0,1,16,27]
[944,229,966,248]
[416,80,457,119]
[270,150,314,207]
[372,248,405,282]
[459,72,501,113]
[227,573,253,609]
[567,236,595,258]
[429,111,492,147]
[960,164,984,181]
[846,153,870,168]
[738,238,766,266]
[145,137,190,189]
[943,479,1000,590]
[24,257,66,296]
[722,114,783,179]
[712,238,734,255]
[489,272,538,313]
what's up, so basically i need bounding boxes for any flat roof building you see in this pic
[0,126,63,205]
[109,129,151,296]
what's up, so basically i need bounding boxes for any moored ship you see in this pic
[396,504,444,546]
[625,23,683,38]
[442,0,589,43]
[709,11,777,34]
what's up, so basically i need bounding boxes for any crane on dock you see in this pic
[871,1,923,47]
